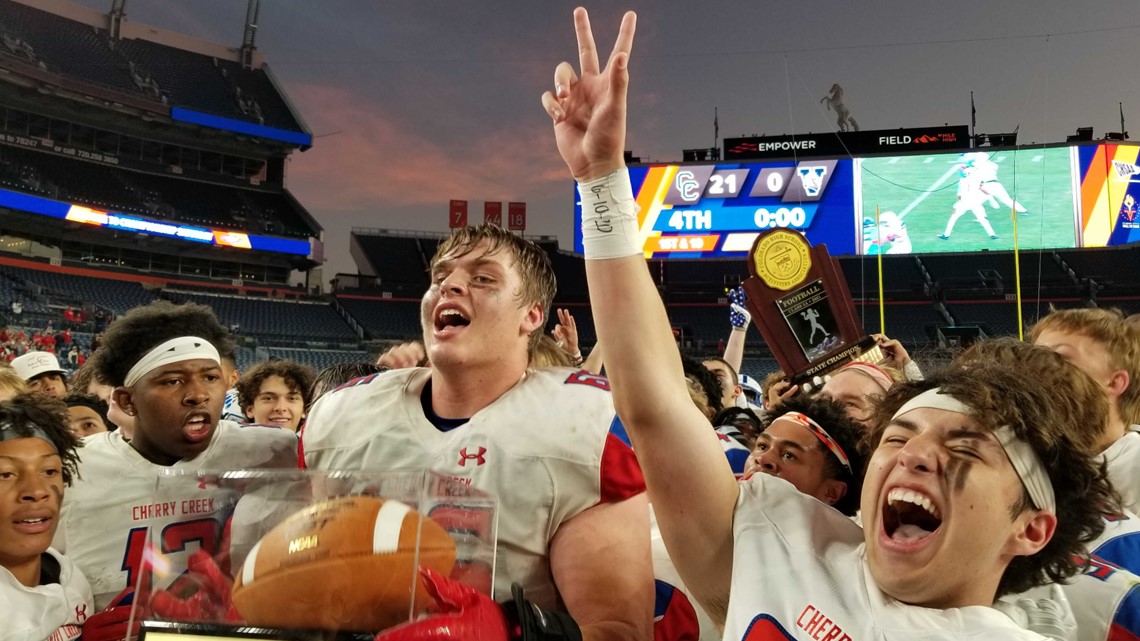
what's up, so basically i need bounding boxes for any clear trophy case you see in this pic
[132,469,497,640]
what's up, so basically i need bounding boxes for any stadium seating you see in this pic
[1057,247,1140,289]
[0,144,312,237]
[335,297,421,341]
[0,0,304,133]
[266,347,372,371]
[838,255,926,300]
[165,291,356,342]
[0,263,155,316]
[0,0,144,97]
[918,251,1078,299]
[351,235,431,286]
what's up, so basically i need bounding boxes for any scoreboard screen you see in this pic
[574,159,857,258]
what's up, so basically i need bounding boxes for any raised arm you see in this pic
[723,287,750,373]
[540,7,738,621]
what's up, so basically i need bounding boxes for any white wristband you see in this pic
[578,169,642,260]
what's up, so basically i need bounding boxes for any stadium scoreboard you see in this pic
[572,159,856,259]
[573,142,1140,260]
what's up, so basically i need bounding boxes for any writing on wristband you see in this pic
[578,169,642,260]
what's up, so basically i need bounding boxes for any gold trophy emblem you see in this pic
[753,228,811,291]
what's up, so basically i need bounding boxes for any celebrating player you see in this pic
[954,337,1140,641]
[53,301,297,610]
[541,7,1115,639]
[302,223,652,641]
[235,359,315,432]
[0,394,90,641]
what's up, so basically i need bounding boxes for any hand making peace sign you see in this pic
[540,8,637,182]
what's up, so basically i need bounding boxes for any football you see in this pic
[231,495,457,631]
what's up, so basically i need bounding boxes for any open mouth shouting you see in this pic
[433,306,471,337]
[881,486,943,548]
[183,411,214,444]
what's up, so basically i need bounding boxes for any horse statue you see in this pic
[821,84,860,132]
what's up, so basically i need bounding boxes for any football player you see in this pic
[302,223,652,641]
[235,359,315,432]
[940,154,1000,240]
[0,394,90,641]
[540,8,1114,639]
[955,338,1140,641]
[53,301,297,611]
[1030,308,1140,512]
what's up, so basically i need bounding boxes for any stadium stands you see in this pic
[0,143,313,237]
[0,0,144,97]
[839,255,926,300]
[351,234,432,287]
[166,290,356,342]
[266,347,371,371]
[0,0,305,133]
[0,262,155,316]
[335,297,421,341]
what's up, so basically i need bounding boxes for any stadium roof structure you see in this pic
[0,0,311,147]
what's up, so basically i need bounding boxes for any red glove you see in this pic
[373,567,508,641]
[149,550,241,623]
[81,588,142,641]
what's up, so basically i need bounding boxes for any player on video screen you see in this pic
[940,153,999,241]
[971,152,1027,215]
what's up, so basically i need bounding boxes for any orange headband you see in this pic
[776,411,852,474]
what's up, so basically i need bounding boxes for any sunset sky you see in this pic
[70,0,1140,281]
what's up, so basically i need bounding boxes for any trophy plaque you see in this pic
[742,228,882,387]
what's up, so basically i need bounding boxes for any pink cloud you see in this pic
[285,83,569,213]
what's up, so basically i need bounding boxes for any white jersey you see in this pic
[650,506,721,641]
[1105,431,1140,514]
[1005,508,1140,641]
[724,473,1046,641]
[54,421,297,609]
[1048,511,1140,641]
[301,367,645,609]
[0,548,93,641]
[972,158,999,183]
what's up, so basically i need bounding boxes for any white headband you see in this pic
[124,336,221,388]
[892,387,1056,513]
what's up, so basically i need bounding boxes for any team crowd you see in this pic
[3,8,1140,641]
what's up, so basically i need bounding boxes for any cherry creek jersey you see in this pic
[1038,436,1140,641]
[715,425,751,478]
[650,505,721,641]
[52,421,297,609]
[1016,556,1140,641]
[1014,510,1140,641]
[0,548,93,641]
[300,366,646,610]
[724,473,1048,641]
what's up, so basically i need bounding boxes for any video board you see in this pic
[0,187,314,257]
[570,144,1129,260]
[1076,143,1140,247]
[573,159,857,259]
[856,147,1080,255]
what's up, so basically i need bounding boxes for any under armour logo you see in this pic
[458,446,487,466]
[75,603,88,623]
